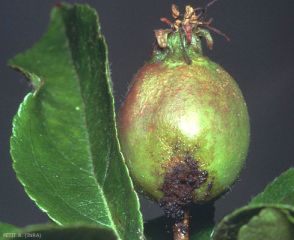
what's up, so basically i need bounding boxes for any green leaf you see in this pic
[0,223,117,240]
[237,208,294,240]
[212,168,294,240]
[144,204,214,240]
[9,3,143,240]
[250,168,294,206]
[0,223,20,240]
[212,205,294,240]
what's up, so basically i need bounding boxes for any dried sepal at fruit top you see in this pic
[155,2,230,50]
[154,29,173,48]
[171,4,180,19]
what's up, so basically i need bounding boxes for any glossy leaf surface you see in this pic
[9,4,143,240]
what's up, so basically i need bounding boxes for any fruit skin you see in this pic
[119,32,250,203]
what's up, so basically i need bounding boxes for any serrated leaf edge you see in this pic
[9,4,143,240]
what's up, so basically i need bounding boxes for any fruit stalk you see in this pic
[173,209,190,240]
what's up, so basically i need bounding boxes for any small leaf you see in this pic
[250,168,294,206]
[237,208,294,240]
[212,205,294,240]
[144,204,214,240]
[9,3,143,240]
[212,168,294,240]
[0,223,117,240]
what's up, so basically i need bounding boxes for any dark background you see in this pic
[1,0,293,227]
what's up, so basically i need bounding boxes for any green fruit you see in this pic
[118,29,250,214]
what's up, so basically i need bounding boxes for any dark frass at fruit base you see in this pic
[118,3,250,240]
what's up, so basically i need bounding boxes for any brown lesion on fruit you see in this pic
[159,153,208,221]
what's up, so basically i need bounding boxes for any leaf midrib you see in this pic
[59,11,120,238]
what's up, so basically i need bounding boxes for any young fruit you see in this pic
[118,5,250,218]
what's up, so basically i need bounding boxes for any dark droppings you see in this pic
[159,153,208,222]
